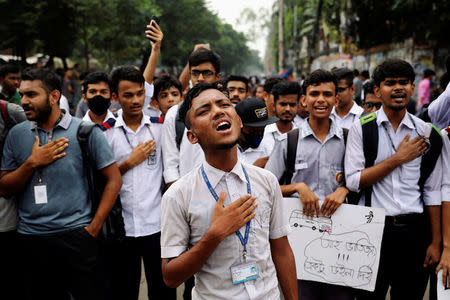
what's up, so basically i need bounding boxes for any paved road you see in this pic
[137,264,431,300]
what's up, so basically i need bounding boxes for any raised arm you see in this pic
[143,20,163,84]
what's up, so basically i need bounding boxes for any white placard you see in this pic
[284,197,385,292]
[437,270,450,300]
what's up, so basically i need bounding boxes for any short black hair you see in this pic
[361,70,370,80]
[0,64,20,78]
[372,59,415,87]
[302,69,338,96]
[82,71,111,94]
[226,75,249,91]
[263,77,284,93]
[188,48,221,74]
[21,68,62,93]
[272,81,301,102]
[153,75,182,101]
[353,69,360,76]
[110,66,144,94]
[363,80,376,101]
[332,67,353,87]
[423,69,435,78]
[179,82,221,129]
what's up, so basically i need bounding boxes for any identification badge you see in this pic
[34,184,48,204]
[230,261,259,284]
[295,162,308,169]
[148,152,156,165]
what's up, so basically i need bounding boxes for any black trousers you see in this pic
[357,214,430,300]
[0,230,29,300]
[118,232,176,300]
[19,227,103,300]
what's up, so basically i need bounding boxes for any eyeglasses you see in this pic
[190,70,215,78]
[337,86,350,93]
[364,102,382,109]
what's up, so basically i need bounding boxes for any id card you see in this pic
[148,152,156,165]
[34,184,48,204]
[230,261,259,284]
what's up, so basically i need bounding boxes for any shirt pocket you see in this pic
[401,157,421,181]
[329,164,344,190]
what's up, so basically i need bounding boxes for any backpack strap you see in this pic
[418,124,443,193]
[359,112,378,207]
[77,121,99,208]
[175,108,185,150]
[0,100,13,130]
[279,128,299,185]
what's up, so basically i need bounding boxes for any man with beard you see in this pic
[0,68,122,299]
[105,66,175,300]
[345,59,443,299]
[226,75,249,105]
[331,68,364,130]
[235,98,278,167]
[263,81,301,152]
[160,83,298,300]
[82,71,116,129]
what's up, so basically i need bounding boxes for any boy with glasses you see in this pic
[331,68,363,129]
[362,80,382,115]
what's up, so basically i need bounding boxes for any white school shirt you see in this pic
[82,110,116,124]
[293,115,307,129]
[330,102,364,130]
[345,108,443,216]
[441,128,450,202]
[237,136,273,165]
[105,113,163,237]
[428,82,450,130]
[263,122,297,154]
[161,160,290,300]
[265,119,346,199]
[161,104,204,183]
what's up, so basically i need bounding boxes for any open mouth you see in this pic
[216,121,231,131]
[314,106,328,112]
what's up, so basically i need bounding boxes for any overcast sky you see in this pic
[206,0,275,59]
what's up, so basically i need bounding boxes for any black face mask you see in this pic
[87,95,110,115]
[243,133,264,149]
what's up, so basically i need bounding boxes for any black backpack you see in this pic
[77,121,125,240]
[280,127,348,186]
[348,112,443,206]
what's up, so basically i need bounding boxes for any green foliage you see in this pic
[0,0,261,73]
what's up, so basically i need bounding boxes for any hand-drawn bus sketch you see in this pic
[284,198,385,292]
[290,210,333,233]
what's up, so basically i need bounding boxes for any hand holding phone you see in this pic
[146,16,162,44]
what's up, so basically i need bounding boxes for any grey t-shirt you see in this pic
[0,102,26,232]
[1,114,115,235]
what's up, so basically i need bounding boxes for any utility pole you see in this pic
[278,0,284,73]
[293,4,298,78]
[308,0,323,73]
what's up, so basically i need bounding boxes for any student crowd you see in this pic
[0,19,449,300]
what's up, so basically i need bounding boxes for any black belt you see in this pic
[385,213,424,226]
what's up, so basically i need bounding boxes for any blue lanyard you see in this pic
[201,164,252,262]
[121,125,153,149]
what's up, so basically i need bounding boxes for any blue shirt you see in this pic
[265,119,346,200]
[1,113,115,234]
